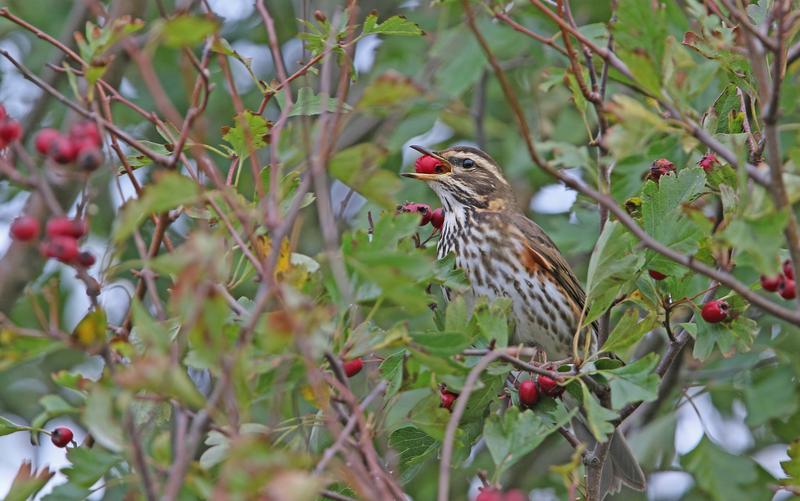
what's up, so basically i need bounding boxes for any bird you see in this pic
[402,144,646,498]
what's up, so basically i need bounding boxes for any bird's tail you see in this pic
[573,417,646,499]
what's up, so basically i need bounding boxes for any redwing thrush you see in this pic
[403,144,646,497]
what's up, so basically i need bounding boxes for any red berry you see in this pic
[77,251,96,267]
[761,274,783,292]
[783,259,794,280]
[75,146,104,172]
[50,427,73,448]
[698,153,719,171]
[48,136,78,164]
[780,279,797,300]
[648,269,667,281]
[397,202,432,226]
[0,120,22,143]
[648,158,676,181]
[430,208,445,230]
[42,236,80,263]
[69,121,101,147]
[342,358,363,377]
[0,104,6,121]
[35,129,62,155]
[440,389,458,411]
[701,299,729,323]
[503,490,528,501]
[10,216,40,242]
[518,379,539,407]
[415,155,444,175]
[475,487,503,501]
[538,375,564,398]
[46,217,88,239]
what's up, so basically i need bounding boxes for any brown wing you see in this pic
[509,212,587,314]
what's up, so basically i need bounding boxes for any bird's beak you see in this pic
[402,145,452,180]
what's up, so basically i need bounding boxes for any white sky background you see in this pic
[0,0,791,499]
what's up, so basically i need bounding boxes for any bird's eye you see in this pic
[462,158,475,169]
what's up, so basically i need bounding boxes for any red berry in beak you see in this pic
[51,427,74,448]
[415,155,443,174]
[10,216,40,242]
[701,299,729,323]
[518,379,539,407]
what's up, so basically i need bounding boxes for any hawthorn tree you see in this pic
[0,1,799,500]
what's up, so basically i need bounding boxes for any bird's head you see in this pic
[402,145,516,212]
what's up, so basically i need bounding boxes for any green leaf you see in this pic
[411,332,472,356]
[744,365,798,426]
[328,143,399,209]
[585,221,642,322]
[642,168,707,274]
[681,437,758,501]
[602,353,660,409]
[82,388,125,452]
[0,415,29,436]
[62,447,122,487]
[380,351,405,398]
[115,172,201,243]
[4,462,54,501]
[358,72,422,110]
[222,110,269,160]
[161,15,218,48]
[781,439,800,489]
[693,314,758,360]
[718,211,789,274]
[580,383,617,442]
[389,426,437,468]
[278,87,352,117]
[362,14,423,36]
[483,406,573,473]
[602,308,659,354]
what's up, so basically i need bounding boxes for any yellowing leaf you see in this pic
[72,308,107,350]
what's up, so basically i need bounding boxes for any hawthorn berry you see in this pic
[48,136,78,164]
[430,208,445,230]
[780,279,797,300]
[783,259,795,280]
[342,358,363,377]
[42,236,80,263]
[398,202,432,226]
[415,155,444,175]
[0,119,22,144]
[475,487,503,501]
[46,217,88,239]
[698,153,719,171]
[648,158,676,181]
[77,251,96,267]
[34,129,62,155]
[518,379,539,407]
[50,427,73,448]
[440,389,458,411]
[538,375,564,398]
[10,216,40,242]
[0,104,6,121]
[76,146,104,172]
[761,274,783,292]
[648,270,667,281]
[701,300,729,323]
[68,121,101,147]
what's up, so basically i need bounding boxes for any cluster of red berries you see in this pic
[34,121,103,171]
[647,153,720,182]
[10,215,95,267]
[397,202,444,230]
[0,105,22,149]
[517,374,563,407]
[50,426,74,448]
[476,486,527,501]
[761,259,797,300]
[414,154,447,175]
